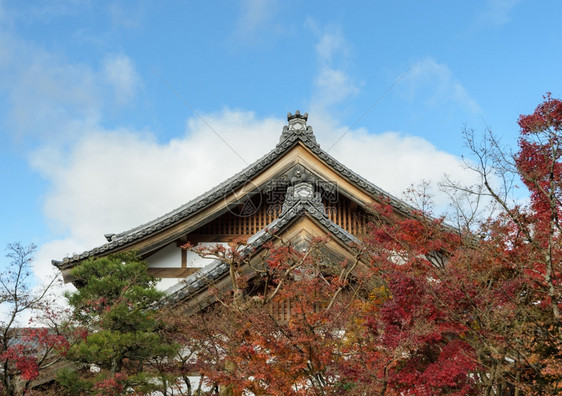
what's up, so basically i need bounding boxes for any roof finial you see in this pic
[287,110,308,126]
[279,110,317,145]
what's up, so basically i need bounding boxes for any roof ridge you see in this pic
[112,116,319,241]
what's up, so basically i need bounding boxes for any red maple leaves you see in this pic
[169,94,562,395]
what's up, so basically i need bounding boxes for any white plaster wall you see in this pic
[148,242,230,291]
[156,278,185,291]
[145,243,181,268]
[185,242,230,268]
[148,374,210,395]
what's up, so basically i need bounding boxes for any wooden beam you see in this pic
[181,248,187,268]
[185,234,252,243]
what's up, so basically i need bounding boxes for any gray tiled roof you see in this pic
[162,195,361,306]
[52,118,414,269]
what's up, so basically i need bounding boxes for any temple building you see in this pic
[52,111,415,312]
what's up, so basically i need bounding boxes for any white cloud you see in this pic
[235,0,278,38]
[0,34,100,141]
[1,45,139,143]
[403,57,481,114]
[9,0,89,23]
[314,67,359,108]
[308,111,480,212]
[30,110,281,281]
[107,3,144,29]
[31,111,281,246]
[308,21,359,112]
[10,57,101,139]
[314,27,348,64]
[480,0,521,26]
[327,128,478,206]
[103,54,140,105]
[0,0,6,23]
[0,18,138,143]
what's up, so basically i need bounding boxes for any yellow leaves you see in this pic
[368,284,392,306]
[468,319,481,331]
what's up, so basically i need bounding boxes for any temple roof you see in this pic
[162,191,360,306]
[53,111,415,269]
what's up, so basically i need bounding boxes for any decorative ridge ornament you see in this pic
[280,164,325,216]
[279,110,318,145]
[288,110,308,127]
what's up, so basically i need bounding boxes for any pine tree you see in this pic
[59,252,178,395]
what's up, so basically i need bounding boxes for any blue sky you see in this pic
[0,0,560,283]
